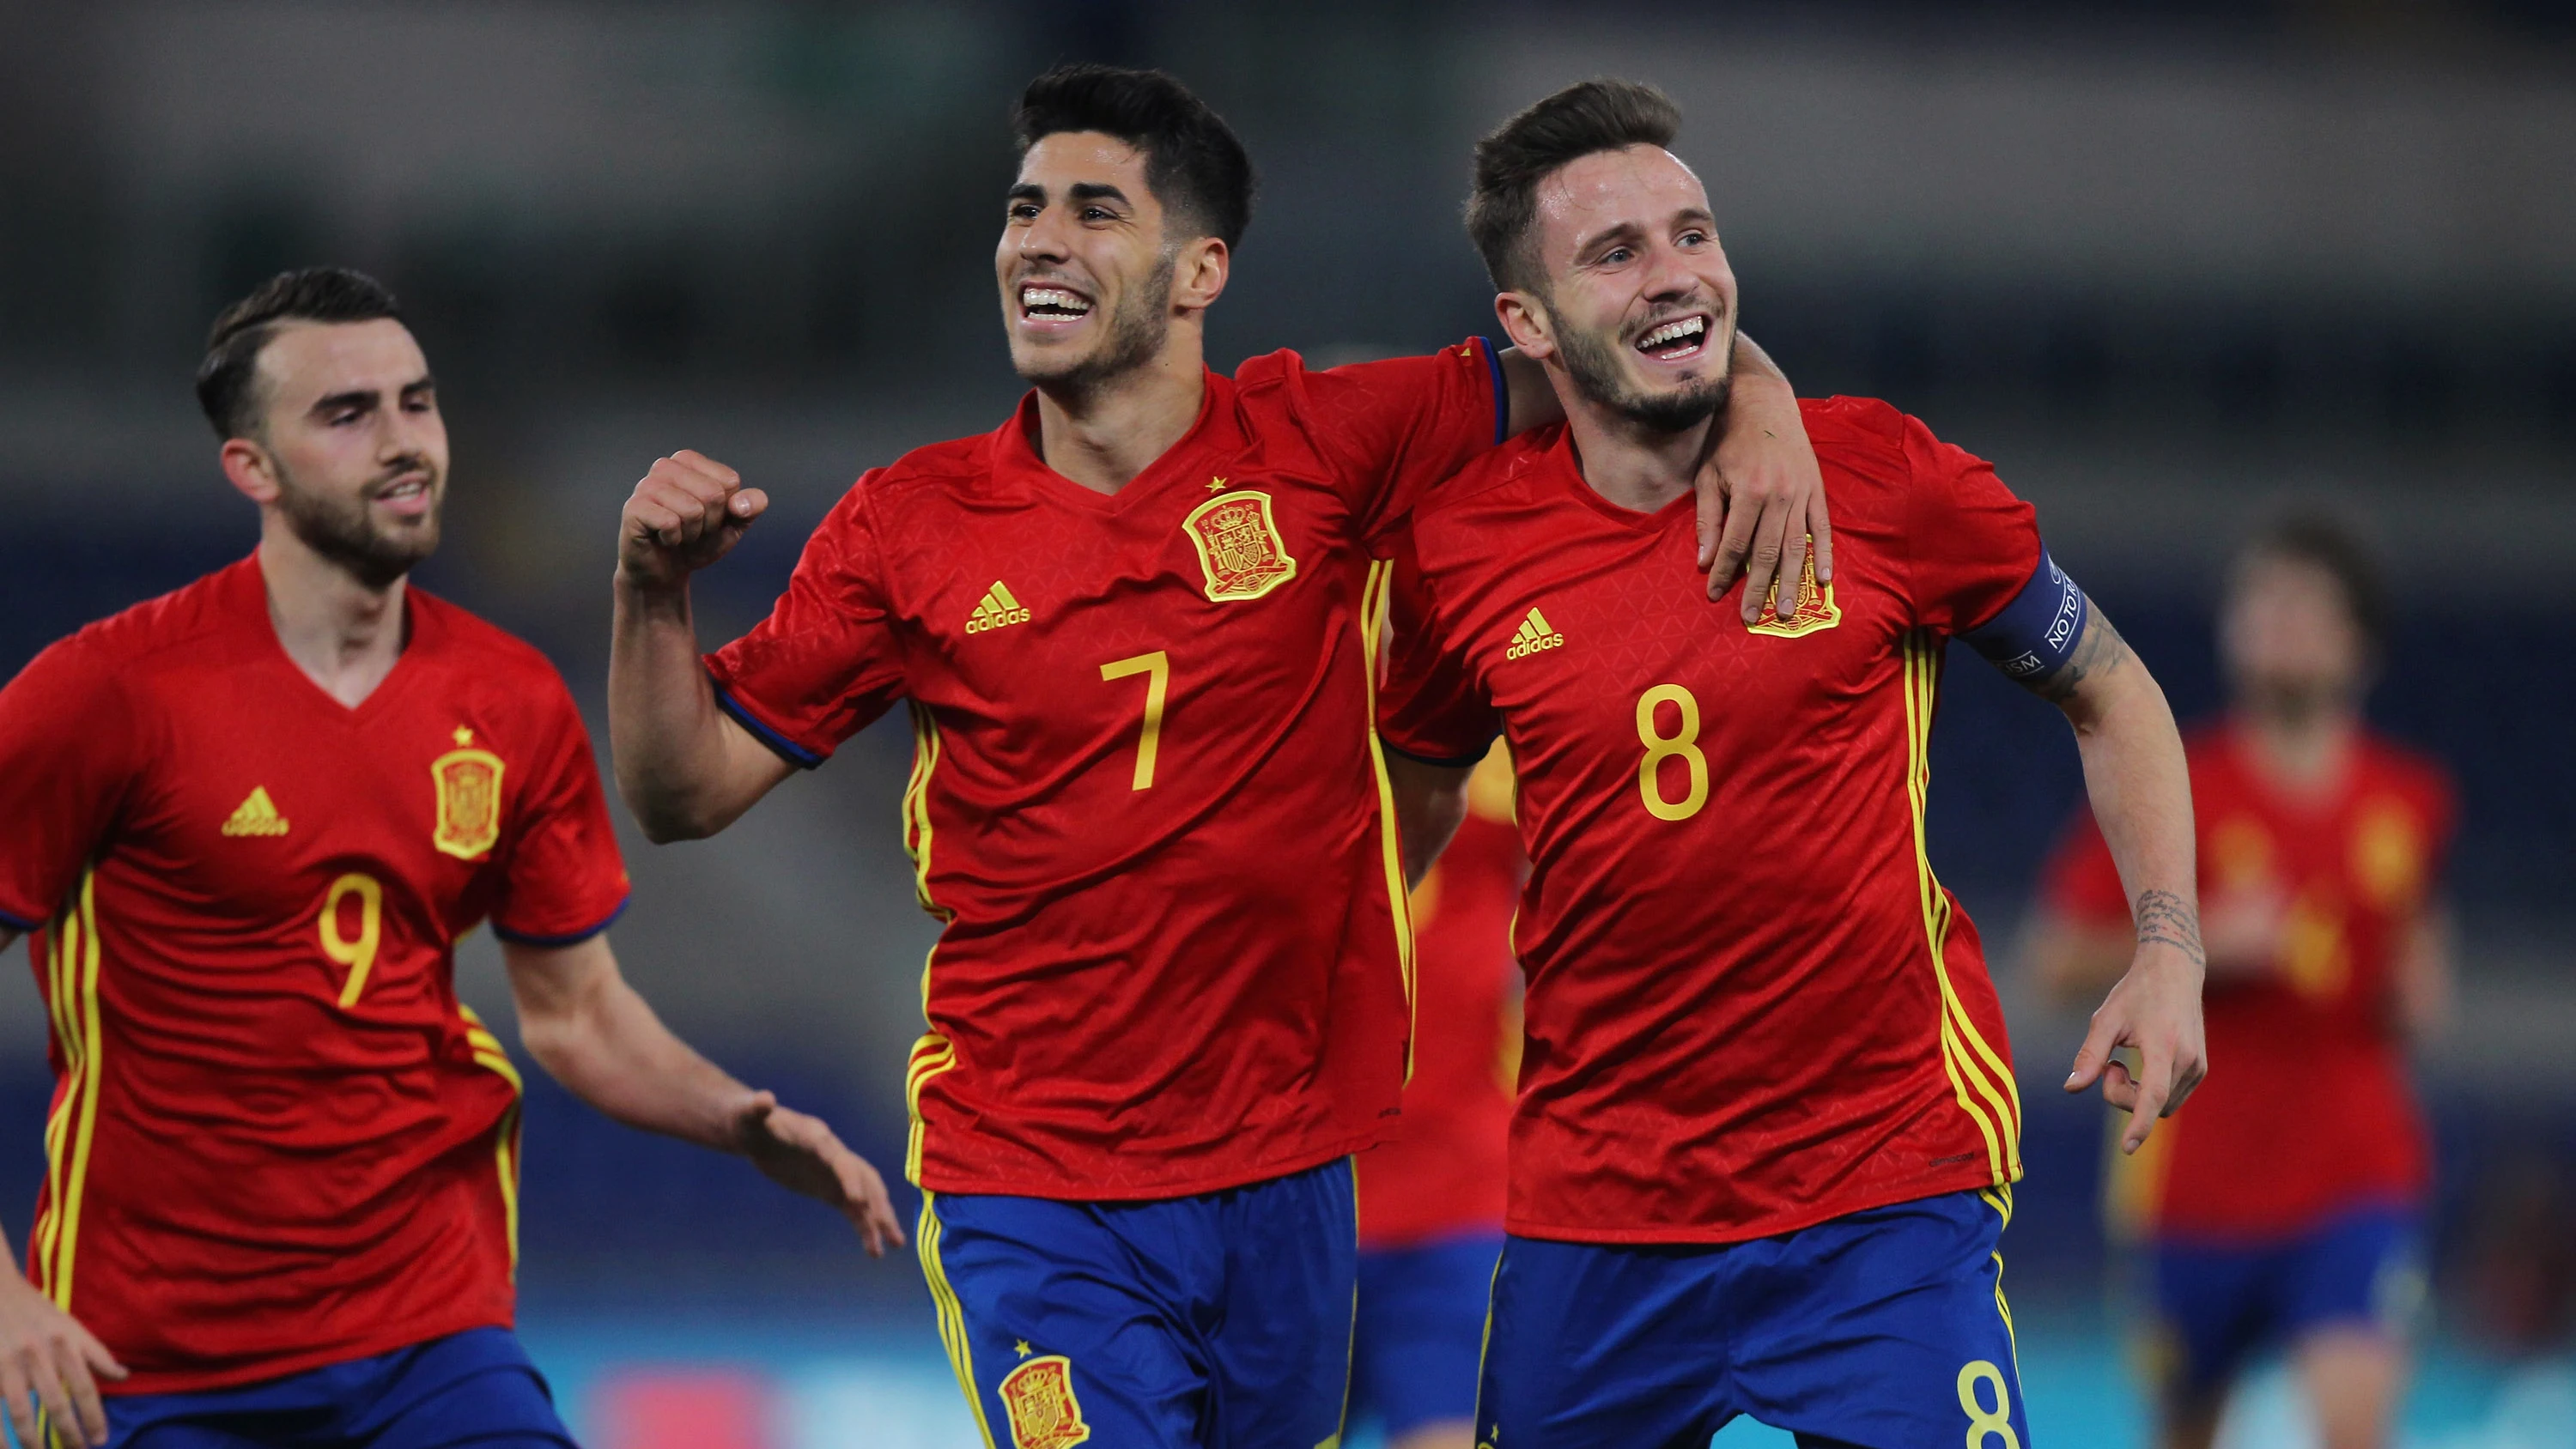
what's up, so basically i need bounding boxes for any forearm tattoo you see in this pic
[2026,602,2131,704]
[2132,888,2205,968]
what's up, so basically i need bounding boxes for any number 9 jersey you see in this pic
[0,556,632,1394]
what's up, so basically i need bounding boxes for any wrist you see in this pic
[614,566,692,610]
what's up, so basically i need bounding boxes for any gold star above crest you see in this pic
[1014,1339,1033,1358]
[453,726,476,746]
[1206,476,1230,492]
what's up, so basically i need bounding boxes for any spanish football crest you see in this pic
[1747,537,1841,639]
[998,1355,1091,1449]
[431,746,506,861]
[1182,490,1297,602]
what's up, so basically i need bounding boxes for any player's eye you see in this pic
[1601,246,1633,265]
[1082,206,1115,222]
[1007,203,1040,221]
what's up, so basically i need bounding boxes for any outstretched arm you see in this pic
[1386,754,1475,890]
[2016,607,2208,1153]
[610,451,796,841]
[1500,333,1827,611]
[502,932,905,1256]
[0,928,125,1449]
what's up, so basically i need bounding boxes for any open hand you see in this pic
[0,1270,125,1449]
[619,450,769,591]
[1696,382,1830,616]
[733,1091,907,1258]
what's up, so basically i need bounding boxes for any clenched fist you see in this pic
[619,450,769,591]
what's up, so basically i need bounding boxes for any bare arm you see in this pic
[1386,753,1474,890]
[1500,333,1829,611]
[0,929,125,1447]
[501,932,904,1255]
[609,451,798,841]
[2019,606,2209,1153]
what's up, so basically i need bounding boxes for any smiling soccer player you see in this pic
[1380,81,2209,1448]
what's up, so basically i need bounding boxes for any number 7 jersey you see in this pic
[707,343,1504,1201]
[0,555,632,1391]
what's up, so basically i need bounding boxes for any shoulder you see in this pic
[1405,427,1559,544]
[1801,395,1947,487]
[860,433,997,511]
[39,558,258,682]
[411,591,572,695]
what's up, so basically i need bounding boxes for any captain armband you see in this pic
[1962,546,2088,683]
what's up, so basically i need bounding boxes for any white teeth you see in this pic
[1638,317,1707,351]
[1021,287,1091,314]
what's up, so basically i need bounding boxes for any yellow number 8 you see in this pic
[1956,1359,2020,1449]
[319,873,383,1008]
[1634,684,1710,822]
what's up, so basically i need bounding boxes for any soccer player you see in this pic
[607,66,1823,1449]
[1352,742,1521,1449]
[1377,81,2209,1448]
[0,269,902,1449]
[2032,517,2453,1449]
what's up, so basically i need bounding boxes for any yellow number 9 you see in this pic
[1956,1359,2020,1449]
[320,873,383,1008]
[1634,684,1710,822]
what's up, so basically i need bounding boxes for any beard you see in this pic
[1012,252,1176,395]
[1552,306,1735,433]
[273,455,441,591]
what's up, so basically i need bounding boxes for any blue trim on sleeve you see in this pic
[712,682,825,770]
[1962,545,2089,682]
[1479,336,1510,446]
[1382,735,1498,771]
[0,905,41,933]
[492,894,630,949]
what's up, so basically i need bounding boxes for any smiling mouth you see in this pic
[1634,313,1711,362]
[375,476,433,508]
[1018,284,1094,324]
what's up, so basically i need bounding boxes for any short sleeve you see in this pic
[1302,338,1508,542]
[1901,415,2044,635]
[704,480,909,767]
[2041,808,2130,927]
[490,674,631,946]
[1376,528,1500,767]
[0,639,143,930]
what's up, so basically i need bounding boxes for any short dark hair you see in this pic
[1012,64,1255,251]
[195,267,404,441]
[1467,79,1682,294]
[2237,512,2389,652]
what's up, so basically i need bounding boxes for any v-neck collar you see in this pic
[232,552,428,721]
[992,370,1236,516]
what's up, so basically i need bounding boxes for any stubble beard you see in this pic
[1552,305,1735,434]
[272,454,441,591]
[1013,252,1177,399]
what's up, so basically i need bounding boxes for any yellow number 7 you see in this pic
[1099,650,1170,790]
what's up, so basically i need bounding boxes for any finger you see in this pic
[1705,489,1761,602]
[2064,1009,2123,1093]
[729,487,770,521]
[76,1329,124,1382]
[1,1361,39,1449]
[1806,481,1835,583]
[2125,1055,2176,1153]
[1695,479,1727,573]
[2097,1057,2139,1113]
[26,1349,82,1449]
[1737,494,1795,625]
[56,1341,107,1448]
[666,450,743,491]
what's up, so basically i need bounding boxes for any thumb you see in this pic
[729,487,770,521]
[2065,1009,2123,1093]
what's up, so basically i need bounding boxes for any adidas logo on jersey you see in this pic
[221,786,290,837]
[1505,607,1565,659]
[965,581,1033,634]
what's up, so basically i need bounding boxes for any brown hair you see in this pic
[1467,79,1681,294]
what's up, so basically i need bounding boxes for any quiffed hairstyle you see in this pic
[2239,512,2390,652]
[1467,79,1682,294]
[1012,64,1255,251]
[195,267,404,441]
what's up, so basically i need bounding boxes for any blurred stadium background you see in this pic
[3,2,2573,1445]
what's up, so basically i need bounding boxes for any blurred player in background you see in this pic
[2033,516,2455,1449]
[0,269,900,1449]
[1353,742,1521,1449]
[1382,80,2208,1448]
[609,64,1824,1449]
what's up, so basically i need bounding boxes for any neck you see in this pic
[1032,338,1207,494]
[1557,380,1713,514]
[2238,700,2359,797]
[257,518,409,709]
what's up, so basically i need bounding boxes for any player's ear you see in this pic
[1496,290,1554,361]
[219,437,283,506]
[1173,234,1229,314]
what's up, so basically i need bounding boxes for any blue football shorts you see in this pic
[1477,1190,2028,1449]
[1350,1231,1504,1440]
[919,1156,1358,1449]
[2145,1199,2424,1399]
[86,1326,570,1449]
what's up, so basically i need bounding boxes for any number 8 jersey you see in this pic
[0,555,631,1392]
[707,343,1504,1202]
[1377,397,2045,1245]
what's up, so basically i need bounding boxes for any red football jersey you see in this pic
[0,555,630,1393]
[2044,723,2453,1239]
[1379,398,2040,1244]
[1357,743,1518,1250]
[707,344,1504,1200]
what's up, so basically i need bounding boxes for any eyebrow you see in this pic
[308,374,435,416]
[1066,182,1132,208]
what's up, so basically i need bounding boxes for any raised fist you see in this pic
[619,450,769,590]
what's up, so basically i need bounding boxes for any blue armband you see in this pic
[1962,546,2087,682]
